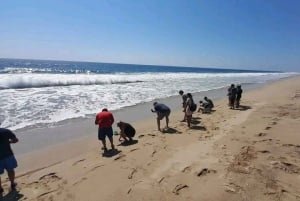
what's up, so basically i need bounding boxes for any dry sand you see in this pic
[1,76,300,201]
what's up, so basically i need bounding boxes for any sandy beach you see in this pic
[1,76,300,201]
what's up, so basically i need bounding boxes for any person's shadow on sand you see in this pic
[191,125,207,130]
[1,190,24,201]
[102,149,122,157]
[191,119,201,125]
[162,127,181,134]
[235,105,252,111]
[118,140,138,146]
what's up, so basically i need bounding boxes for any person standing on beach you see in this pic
[95,108,115,152]
[227,84,234,106]
[235,85,243,108]
[229,84,237,109]
[179,90,188,122]
[151,102,171,132]
[184,93,196,128]
[0,128,19,194]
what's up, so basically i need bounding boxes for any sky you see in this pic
[0,0,299,71]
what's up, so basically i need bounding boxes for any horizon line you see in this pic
[0,57,280,72]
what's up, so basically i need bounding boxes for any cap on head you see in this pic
[102,108,108,112]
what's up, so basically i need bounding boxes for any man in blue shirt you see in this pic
[0,128,19,194]
[151,102,171,132]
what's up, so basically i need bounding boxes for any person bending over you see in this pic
[117,121,136,142]
[151,102,171,132]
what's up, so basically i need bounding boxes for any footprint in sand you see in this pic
[258,150,270,154]
[256,132,267,137]
[128,168,137,179]
[270,161,300,174]
[72,159,86,166]
[173,184,189,195]
[73,177,87,186]
[196,168,217,177]
[114,154,126,161]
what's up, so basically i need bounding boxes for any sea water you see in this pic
[0,58,297,131]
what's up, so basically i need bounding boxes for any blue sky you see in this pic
[0,0,299,71]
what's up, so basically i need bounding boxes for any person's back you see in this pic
[207,99,214,108]
[0,128,15,160]
[236,86,243,99]
[0,128,18,192]
[204,97,214,109]
[154,103,170,113]
[95,111,114,128]
[230,87,237,98]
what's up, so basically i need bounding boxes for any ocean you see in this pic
[0,58,297,131]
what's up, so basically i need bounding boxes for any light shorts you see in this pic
[0,155,18,174]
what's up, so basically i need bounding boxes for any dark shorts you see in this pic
[157,110,171,120]
[98,127,113,141]
[125,126,136,138]
[0,155,18,174]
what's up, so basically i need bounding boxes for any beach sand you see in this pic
[1,76,300,201]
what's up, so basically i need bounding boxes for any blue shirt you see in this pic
[154,103,170,113]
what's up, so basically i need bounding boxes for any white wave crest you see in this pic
[0,72,297,90]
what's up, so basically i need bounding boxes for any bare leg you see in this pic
[101,139,107,151]
[157,118,161,131]
[108,137,115,150]
[7,170,16,190]
[165,116,169,128]
[187,115,192,128]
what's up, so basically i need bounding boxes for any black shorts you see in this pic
[157,110,171,120]
[98,127,113,141]
[125,125,136,137]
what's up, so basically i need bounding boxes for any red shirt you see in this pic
[95,111,114,128]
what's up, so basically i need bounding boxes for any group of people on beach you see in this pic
[94,90,216,154]
[0,84,242,195]
[227,84,243,109]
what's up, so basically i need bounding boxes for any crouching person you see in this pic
[117,121,136,142]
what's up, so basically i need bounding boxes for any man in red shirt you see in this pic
[95,108,115,152]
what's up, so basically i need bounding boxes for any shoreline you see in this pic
[3,75,300,200]
[13,75,297,173]
[13,79,273,156]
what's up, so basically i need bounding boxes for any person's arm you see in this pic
[8,131,18,143]
[95,115,99,125]
[10,137,18,143]
[110,113,114,125]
